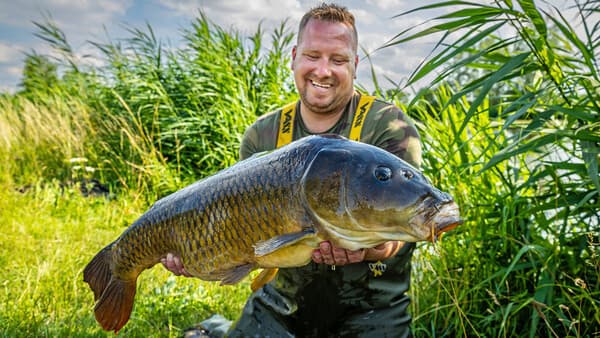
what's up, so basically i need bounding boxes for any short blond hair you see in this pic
[297,3,358,52]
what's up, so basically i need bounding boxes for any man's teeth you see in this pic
[312,81,331,88]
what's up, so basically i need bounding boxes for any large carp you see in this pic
[83,134,461,333]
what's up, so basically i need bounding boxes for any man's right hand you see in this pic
[161,253,192,277]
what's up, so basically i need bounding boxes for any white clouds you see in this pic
[0,42,24,63]
[158,0,305,34]
[365,0,409,11]
[0,0,133,30]
[0,42,26,92]
[0,0,444,92]
[6,65,23,77]
[0,0,135,92]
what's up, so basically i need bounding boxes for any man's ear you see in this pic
[354,54,359,78]
[291,46,297,70]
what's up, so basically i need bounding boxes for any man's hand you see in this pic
[161,253,192,277]
[311,241,404,266]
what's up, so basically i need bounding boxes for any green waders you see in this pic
[200,243,415,337]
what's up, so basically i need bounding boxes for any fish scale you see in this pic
[83,134,462,333]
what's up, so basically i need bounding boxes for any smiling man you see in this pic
[163,3,422,337]
[291,14,358,130]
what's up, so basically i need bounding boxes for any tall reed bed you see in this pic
[0,15,291,336]
[88,14,296,197]
[2,14,295,199]
[0,95,95,185]
[378,1,599,336]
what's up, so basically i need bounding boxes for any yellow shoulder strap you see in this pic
[349,95,376,141]
[277,95,375,146]
[276,101,297,148]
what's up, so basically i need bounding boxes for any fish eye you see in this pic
[374,166,392,182]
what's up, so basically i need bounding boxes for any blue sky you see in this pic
[0,0,579,93]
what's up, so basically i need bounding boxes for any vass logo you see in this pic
[281,108,293,134]
[353,101,369,128]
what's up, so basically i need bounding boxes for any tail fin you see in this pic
[83,244,113,301]
[83,243,138,333]
[94,278,137,333]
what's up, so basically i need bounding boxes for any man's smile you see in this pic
[311,80,333,89]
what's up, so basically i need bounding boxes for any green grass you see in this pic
[0,185,251,337]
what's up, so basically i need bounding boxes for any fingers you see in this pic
[364,241,403,261]
[311,241,365,266]
[160,253,192,277]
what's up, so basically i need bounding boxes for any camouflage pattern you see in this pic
[224,92,422,337]
[240,92,422,168]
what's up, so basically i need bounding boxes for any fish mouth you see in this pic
[426,201,462,242]
[411,197,462,242]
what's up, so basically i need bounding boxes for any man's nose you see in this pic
[314,58,332,77]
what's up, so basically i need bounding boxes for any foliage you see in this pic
[381,0,599,336]
[0,13,293,337]
[18,52,59,99]
[1,13,295,199]
[86,14,296,197]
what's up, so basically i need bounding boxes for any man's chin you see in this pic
[303,96,335,113]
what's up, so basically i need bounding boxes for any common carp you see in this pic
[83,134,461,333]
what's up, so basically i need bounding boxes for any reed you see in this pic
[379,0,599,336]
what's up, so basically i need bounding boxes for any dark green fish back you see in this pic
[109,139,321,281]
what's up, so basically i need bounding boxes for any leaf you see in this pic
[545,7,597,80]
[549,105,598,122]
[582,140,600,193]
[384,2,513,48]
[392,1,490,18]
[499,244,544,286]
[500,92,537,132]
[481,132,562,173]
[451,52,531,142]
[406,22,506,86]
[517,0,548,39]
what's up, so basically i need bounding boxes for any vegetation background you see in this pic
[0,0,598,336]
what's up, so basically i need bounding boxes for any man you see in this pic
[163,3,422,337]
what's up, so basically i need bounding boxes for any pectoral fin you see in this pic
[254,229,316,257]
[250,268,279,292]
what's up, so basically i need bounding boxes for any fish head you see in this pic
[302,137,462,249]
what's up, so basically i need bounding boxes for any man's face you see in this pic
[292,19,358,116]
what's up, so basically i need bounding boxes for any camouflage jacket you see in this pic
[240,92,422,168]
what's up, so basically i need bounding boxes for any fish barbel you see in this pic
[83,134,461,333]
